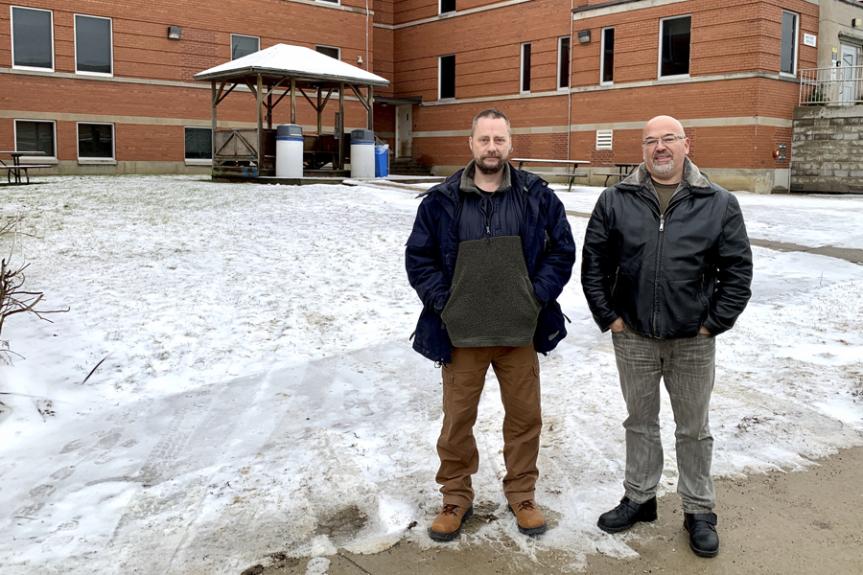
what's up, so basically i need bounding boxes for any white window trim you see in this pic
[315,45,341,60]
[557,36,570,91]
[779,10,799,78]
[76,122,116,163]
[439,0,456,15]
[316,0,341,4]
[230,33,260,59]
[439,55,455,101]
[520,43,531,94]
[184,127,213,163]
[600,27,614,86]
[10,5,54,72]
[658,15,692,80]
[74,14,113,77]
[13,118,58,161]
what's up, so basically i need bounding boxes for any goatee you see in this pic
[476,158,505,175]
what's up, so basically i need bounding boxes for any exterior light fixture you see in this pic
[577,29,591,44]
[167,26,182,40]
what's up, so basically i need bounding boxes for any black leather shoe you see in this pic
[597,496,657,533]
[684,512,719,558]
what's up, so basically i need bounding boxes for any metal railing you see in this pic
[799,65,863,106]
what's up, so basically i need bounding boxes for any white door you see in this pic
[396,105,412,158]
[840,44,860,105]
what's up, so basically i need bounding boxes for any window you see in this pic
[520,43,531,93]
[185,128,212,161]
[780,11,799,75]
[316,0,339,4]
[596,129,613,151]
[440,0,456,14]
[11,6,53,71]
[439,55,455,99]
[75,14,112,75]
[15,120,56,157]
[659,16,691,77]
[78,123,114,159]
[316,45,340,60]
[231,34,259,60]
[558,36,570,89]
[601,27,614,84]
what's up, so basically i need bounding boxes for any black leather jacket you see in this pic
[581,159,753,339]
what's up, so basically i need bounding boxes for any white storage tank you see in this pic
[350,129,375,179]
[276,124,303,178]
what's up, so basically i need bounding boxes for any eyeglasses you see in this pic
[642,134,686,147]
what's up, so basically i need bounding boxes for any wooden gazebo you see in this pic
[194,43,389,178]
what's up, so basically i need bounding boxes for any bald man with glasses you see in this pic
[581,115,753,558]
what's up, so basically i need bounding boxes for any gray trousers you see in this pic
[612,328,716,513]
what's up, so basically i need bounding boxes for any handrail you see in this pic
[799,65,863,106]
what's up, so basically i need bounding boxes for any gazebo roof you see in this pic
[194,43,389,87]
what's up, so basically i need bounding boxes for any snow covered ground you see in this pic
[0,176,861,574]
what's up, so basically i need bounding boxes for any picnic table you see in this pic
[596,162,640,186]
[0,150,50,184]
[511,158,590,192]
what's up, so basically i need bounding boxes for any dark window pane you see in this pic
[232,35,259,59]
[558,37,570,88]
[440,55,455,99]
[16,121,55,156]
[522,44,531,92]
[12,7,52,69]
[602,28,615,83]
[78,124,114,158]
[316,46,340,60]
[441,0,456,13]
[185,128,212,160]
[76,15,112,74]
[780,12,797,74]
[661,17,691,77]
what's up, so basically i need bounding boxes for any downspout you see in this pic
[567,0,573,160]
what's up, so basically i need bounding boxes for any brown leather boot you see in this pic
[429,503,473,542]
[509,499,547,536]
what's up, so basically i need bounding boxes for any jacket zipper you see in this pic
[650,189,690,336]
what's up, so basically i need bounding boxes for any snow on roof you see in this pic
[194,43,389,87]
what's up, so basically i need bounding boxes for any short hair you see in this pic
[471,108,511,136]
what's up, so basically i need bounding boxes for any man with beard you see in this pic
[581,115,752,558]
[406,108,575,541]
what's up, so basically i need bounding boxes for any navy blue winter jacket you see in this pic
[405,166,576,364]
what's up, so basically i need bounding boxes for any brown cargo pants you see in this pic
[436,345,541,508]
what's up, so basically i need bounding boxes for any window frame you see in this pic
[315,45,341,61]
[74,13,113,77]
[600,27,615,86]
[520,43,532,94]
[780,10,799,77]
[557,36,570,90]
[184,127,213,164]
[658,15,692,79]
[439,54,456,100]
[76,122,115,162]
[230,33,260,60]
[315,0,340,4]
[10,5,54,72]
[14,119,57,160]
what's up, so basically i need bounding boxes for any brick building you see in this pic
[2,0,862,191]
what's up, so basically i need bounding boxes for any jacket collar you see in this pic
[619,158,713,195]
[422,162,539,202]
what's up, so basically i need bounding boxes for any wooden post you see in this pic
[338,82,345,170]
[317,87,322,135]
[368,86,374,130]
[290,78,296,124]
[211,81,218,171]
[256,73,263,173]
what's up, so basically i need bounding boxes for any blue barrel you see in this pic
[374,144,389,178]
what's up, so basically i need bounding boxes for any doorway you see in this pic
[396,105,412,158]
[839,43,861,105]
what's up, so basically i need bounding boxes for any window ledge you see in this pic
[185,159,213,166]
[21,156,58,165]
[78,158,116,165]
